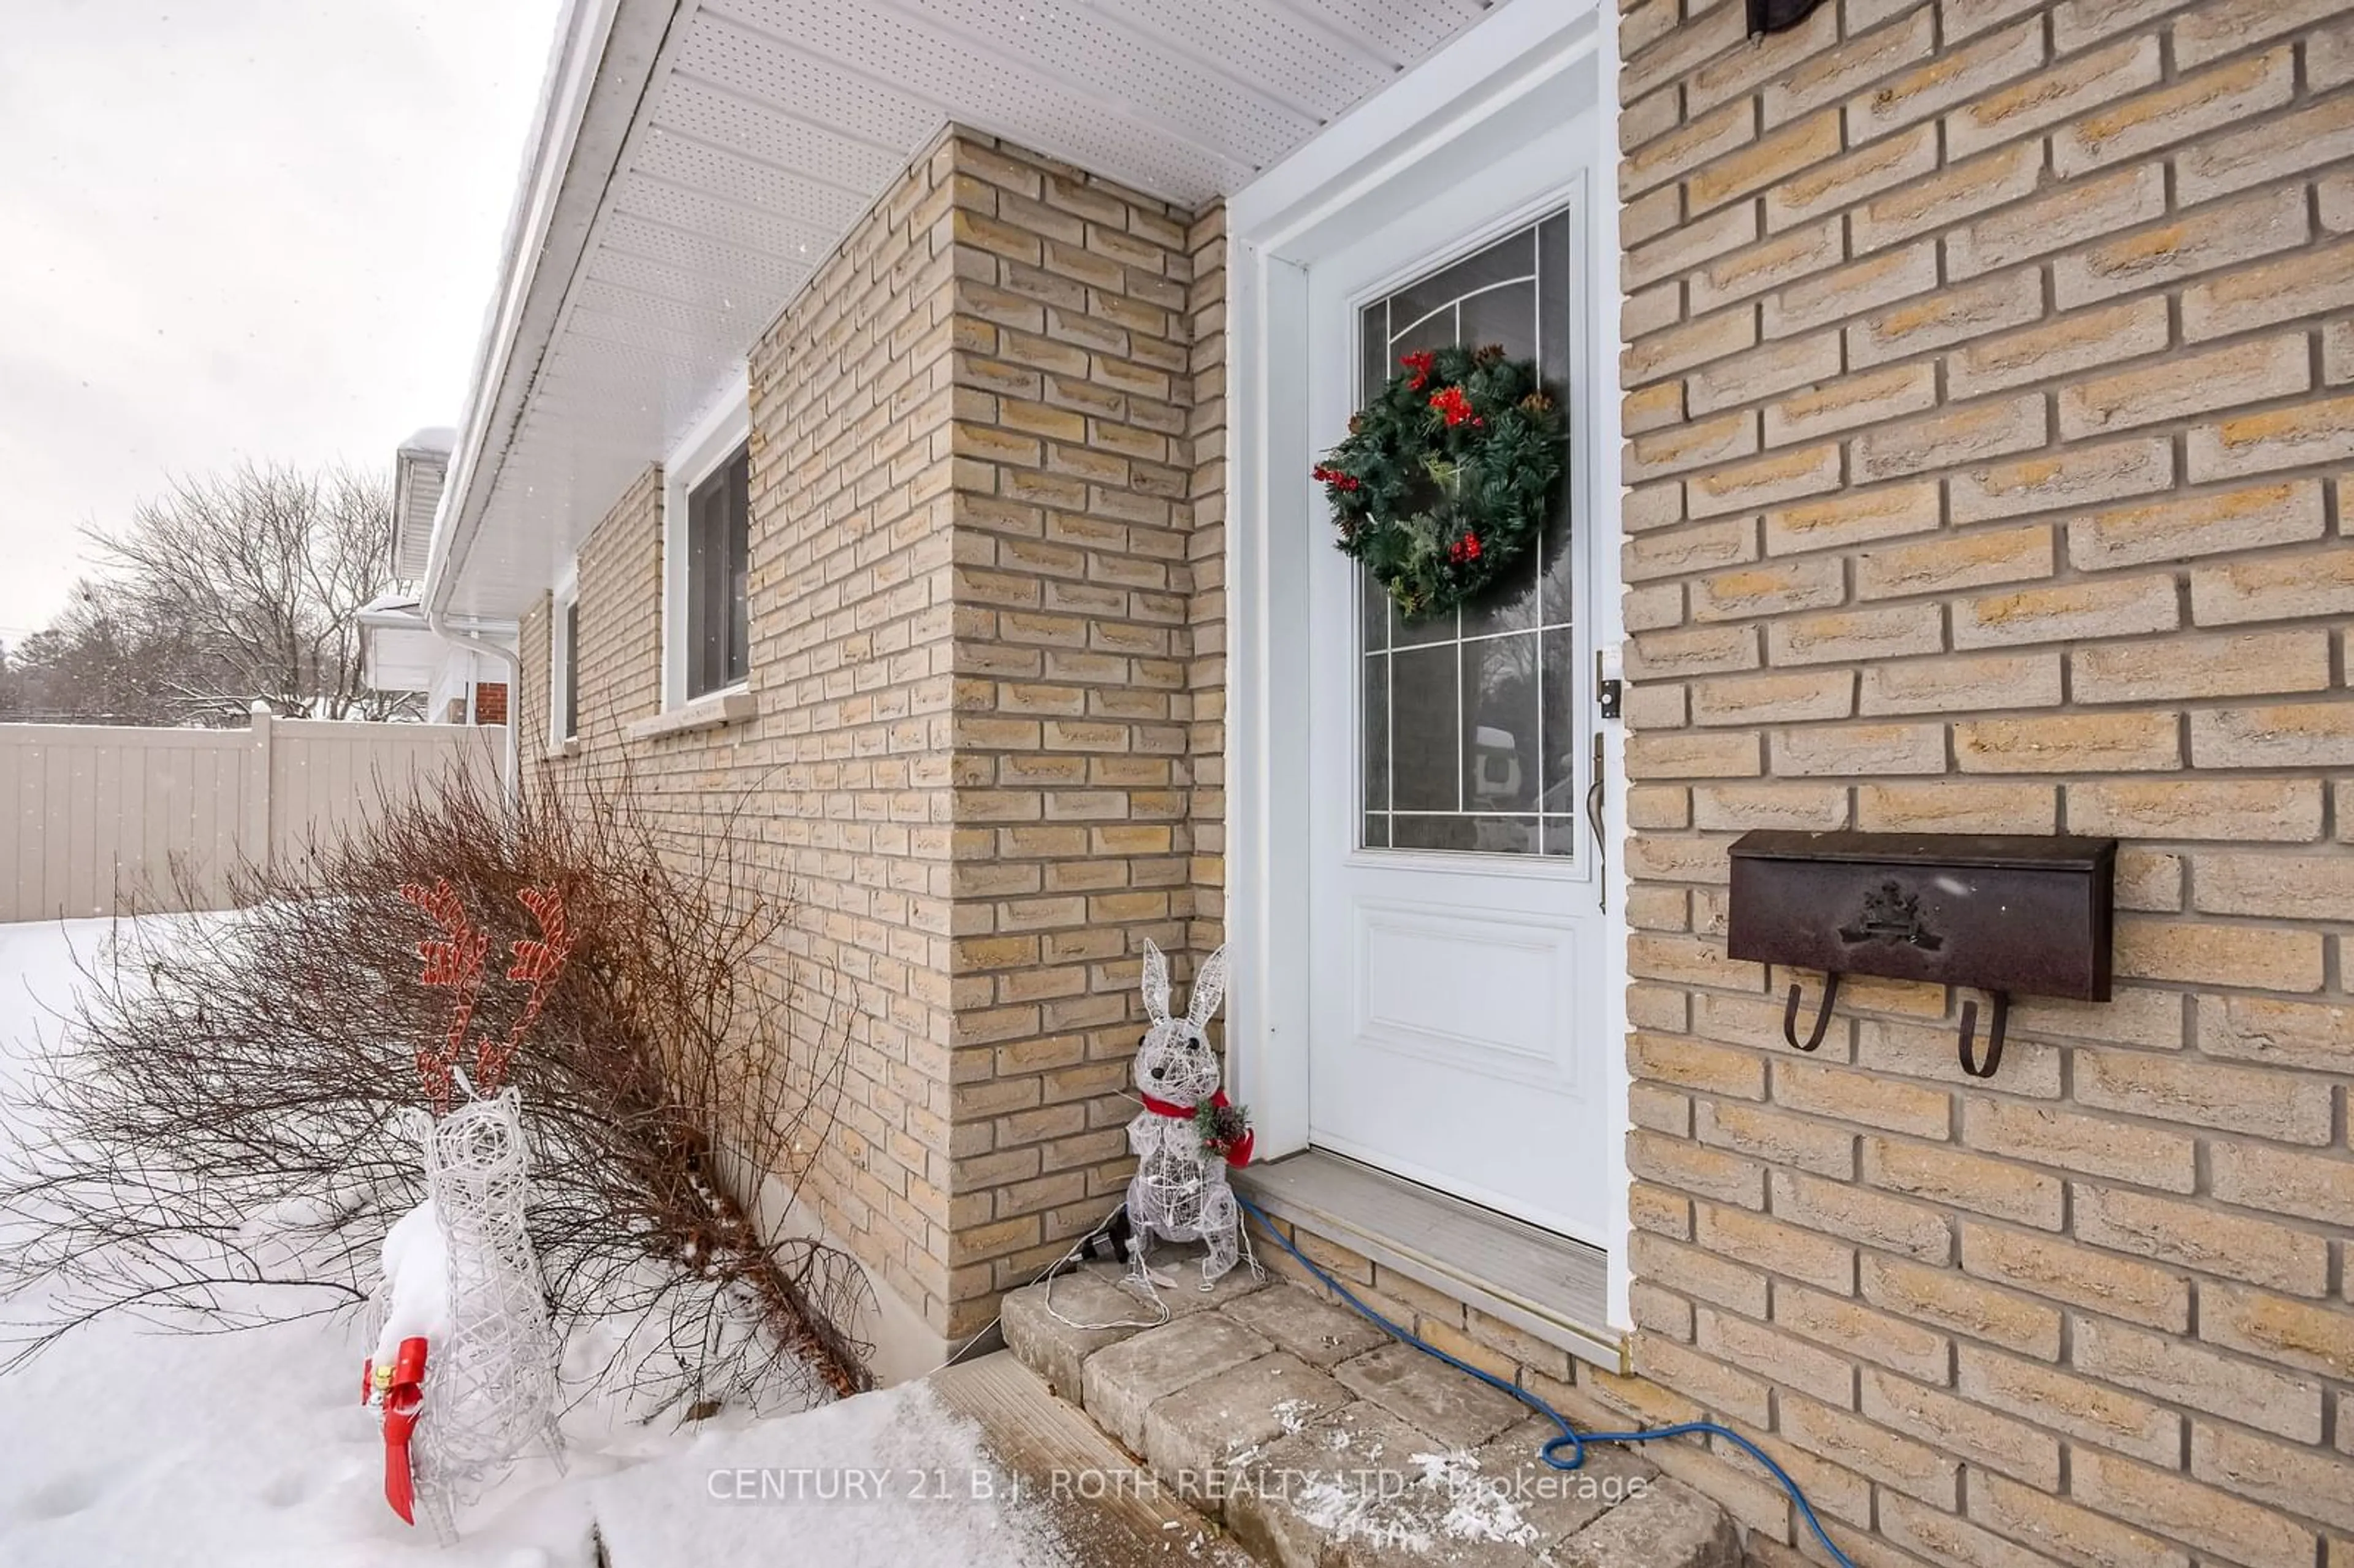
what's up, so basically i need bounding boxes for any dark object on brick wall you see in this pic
[1747,0,1827,37]
[1727,832,2117,1079]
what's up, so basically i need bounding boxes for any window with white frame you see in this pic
[685,447,750,698]
[661,381,753,709]
[550,568,579,743]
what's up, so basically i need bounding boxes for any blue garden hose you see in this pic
[1235,1191,1856,1568]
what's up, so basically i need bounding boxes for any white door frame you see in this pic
[1222,0,1632,1326]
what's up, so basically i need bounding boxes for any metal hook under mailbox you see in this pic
[1957,989,2010,1079]
[1781,972,1841,1052]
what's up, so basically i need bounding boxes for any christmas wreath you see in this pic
[1314,344,1564,620]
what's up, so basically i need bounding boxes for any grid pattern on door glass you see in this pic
[1360,211,1576,858]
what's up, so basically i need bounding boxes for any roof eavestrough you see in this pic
[426,0,682,624]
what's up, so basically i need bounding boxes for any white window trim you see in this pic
[661,376,752,712]
[548,558,580,755]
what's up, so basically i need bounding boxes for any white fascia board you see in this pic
[1229,0,1604,249]
[355,605,428,633]
[359,604,516,636]
[424,0,682,622]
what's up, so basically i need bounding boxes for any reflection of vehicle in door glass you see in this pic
[1470,725,1531,853]
[1471,725,1522,806]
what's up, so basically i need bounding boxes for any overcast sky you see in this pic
[0,0,564,643]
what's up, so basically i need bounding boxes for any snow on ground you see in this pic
[590,1378,1073,1567]
[0,918,1073,1568]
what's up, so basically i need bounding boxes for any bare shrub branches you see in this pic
[0,760,874,1416]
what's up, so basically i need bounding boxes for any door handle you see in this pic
[1586,730,1607,913]
[1588,648,1616,913]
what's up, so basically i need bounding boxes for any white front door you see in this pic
[1301,120,1618,1245]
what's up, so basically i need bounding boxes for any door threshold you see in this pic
[1235,1149,1628,1376]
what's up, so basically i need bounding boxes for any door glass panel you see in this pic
[1388,645,1460,812]
[1360,213,1575,858]
[1463,634,1537,814]
[1388,227,1533,336]
[1459,280,1537,363]
[1363,655,1389,813]
[1539,626,1580,816]
[1361,560,1390,652]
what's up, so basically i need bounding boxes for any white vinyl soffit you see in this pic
[444,0,1505,617]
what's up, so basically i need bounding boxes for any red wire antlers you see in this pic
[397,880,574,1115]
[486,886,572,1094]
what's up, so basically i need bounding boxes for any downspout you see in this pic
[427,606,522,811]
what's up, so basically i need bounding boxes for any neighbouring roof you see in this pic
[356,590,517,693]
[392,427,456,584]
[427,0,1506,621]
[356,594,441,693]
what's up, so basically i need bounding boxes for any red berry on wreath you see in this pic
[1430,386,1475,426]
[1400,350,1435,390]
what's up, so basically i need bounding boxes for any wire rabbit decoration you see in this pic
[1123,940,1249,1289]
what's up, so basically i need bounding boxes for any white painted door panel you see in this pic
[1303,85,1616,1246]
[1357,903,1585,1089]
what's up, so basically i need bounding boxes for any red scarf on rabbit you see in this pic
[1138,1088,1254,1168]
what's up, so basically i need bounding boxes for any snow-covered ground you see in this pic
[0,918,1075,1568]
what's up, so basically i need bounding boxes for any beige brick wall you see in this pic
[512,129,965,1338]
[511,127,1224,1345]
[939,140,1224,1320]
[517,596,549,747]
[514,464,667,760]
[1617,2,2354,1564]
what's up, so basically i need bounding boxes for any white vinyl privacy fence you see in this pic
[1,708,498,922]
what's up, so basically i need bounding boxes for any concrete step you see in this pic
[1002,1260,1740,1568]
[929,1350,1258,1568]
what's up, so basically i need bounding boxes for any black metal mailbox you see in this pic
[1727,831,2117,1080]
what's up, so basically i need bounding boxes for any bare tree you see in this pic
[88,460,403,721]
[4,463,412,725]
[0,579,210,724]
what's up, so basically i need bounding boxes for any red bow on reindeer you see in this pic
[361,1337,431,1524]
